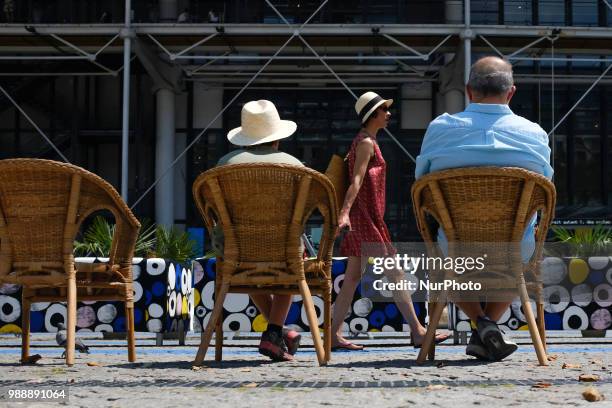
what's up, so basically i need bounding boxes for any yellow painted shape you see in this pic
[182,296,188,317]
[193,289,201,307]
[518,324,529,331]
[252,314,268,332]
[0,324,21,334]
[569,258,589,284]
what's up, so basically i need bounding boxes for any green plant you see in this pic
[74,216,156,257]
[153,225,198,265]
[548,225,612,258]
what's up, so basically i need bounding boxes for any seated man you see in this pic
[215,99,302,362]
[416,56,553,362]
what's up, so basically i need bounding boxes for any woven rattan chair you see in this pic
[0,159,140,366]
[192,163,338,366]
[411,167,556,366]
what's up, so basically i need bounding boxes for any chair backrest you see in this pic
[412,167,555,243]
[193,163,338,285]
[0,159,140,278]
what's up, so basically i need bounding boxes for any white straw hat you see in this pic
[227,100,297,146]
[355,91,393,124]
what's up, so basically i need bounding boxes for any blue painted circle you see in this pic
[544,312,562,330]
[113,317,126,332]
[133,308,143,324]
[206,259,217,279]
[144,290,153,305]
[588,270,605,285]
[30,311,44,332]
[175,264,182,291]
[152,281,165,297]
[369,310,386,328]
[285,302,301,324]
[332,260,346,276]
[385,304,399,319]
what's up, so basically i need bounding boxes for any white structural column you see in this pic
[463,0,472,108]
[155,88,176,227]
[442,1,464,114]
[120,0,132,201]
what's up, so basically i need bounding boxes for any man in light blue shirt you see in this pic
[416,56,553,362]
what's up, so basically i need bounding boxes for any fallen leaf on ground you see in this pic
[562,363,582,369]
[582,386,604,402]
[579,374,601,382]
[426,385,448,391]
[242,382,258,388]
[20,354,42,365]
[239,368,251,372]
[547,354,559,361]
[531,382,552,389]
[87,362,102,367]
[192,365,203,371]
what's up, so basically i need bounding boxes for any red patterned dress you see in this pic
[340,131,395,257]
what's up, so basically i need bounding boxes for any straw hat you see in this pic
[355,91,393,124]
[227,100,297,146]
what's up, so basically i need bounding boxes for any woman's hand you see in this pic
[338,211,351,235]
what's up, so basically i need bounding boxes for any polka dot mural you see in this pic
[191,257,427,333]
[0,257,193,335]
[452,256,612,332]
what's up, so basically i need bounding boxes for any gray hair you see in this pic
[468,59,514,97]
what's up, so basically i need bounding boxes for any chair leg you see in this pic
[416,302,446,364]
[536,302,547,354]
[298,280,326,366]
[518,280,547,366]
[21,298,31,363]
[194,282,229,366]
[126,303,136,362]
[66,273,77,366]
[215,314,223,362]
[324,288,332,363]
[427,302,437,361]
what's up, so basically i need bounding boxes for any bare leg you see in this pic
[484,302,512,322]
[250,294,273,320]
[268,295,293,326]
[331,256,362,345]
[455,302,486,322]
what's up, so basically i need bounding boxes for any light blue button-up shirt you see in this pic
[415,103,553,261]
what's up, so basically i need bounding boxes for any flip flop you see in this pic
[411,332,451,349]
[331,340,365,351]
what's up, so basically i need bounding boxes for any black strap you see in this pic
[358,96,383,122]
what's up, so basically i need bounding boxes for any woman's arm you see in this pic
[338,138,374,231]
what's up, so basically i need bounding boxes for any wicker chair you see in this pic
[0,159,141,366]
[192,163,338,366]
[411,167,556,366]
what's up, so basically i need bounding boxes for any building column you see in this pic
[442,1,465,114]
[155,88,175,227]
[159,0,178,22]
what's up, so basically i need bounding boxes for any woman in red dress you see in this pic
[332,91,449,350]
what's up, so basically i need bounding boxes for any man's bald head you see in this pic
[468,56,514,98]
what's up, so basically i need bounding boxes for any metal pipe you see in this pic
[172,54,438,60]
[121,0,132,201]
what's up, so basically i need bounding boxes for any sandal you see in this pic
[331,340,365,351]
[411,332,451,349]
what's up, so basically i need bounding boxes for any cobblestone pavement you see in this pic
[0,332,610,407]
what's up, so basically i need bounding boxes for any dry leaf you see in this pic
[582,386,604,402]
[239,368,252,372]
[20,354,42,365]
[579,374,601,382]
[426,384,448,391]
[87,362,102,367]
[562,363,582,369]
[242,382,258,388]
[547,354,559,361]
[531,382,552,389]
[192,365,203,371]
